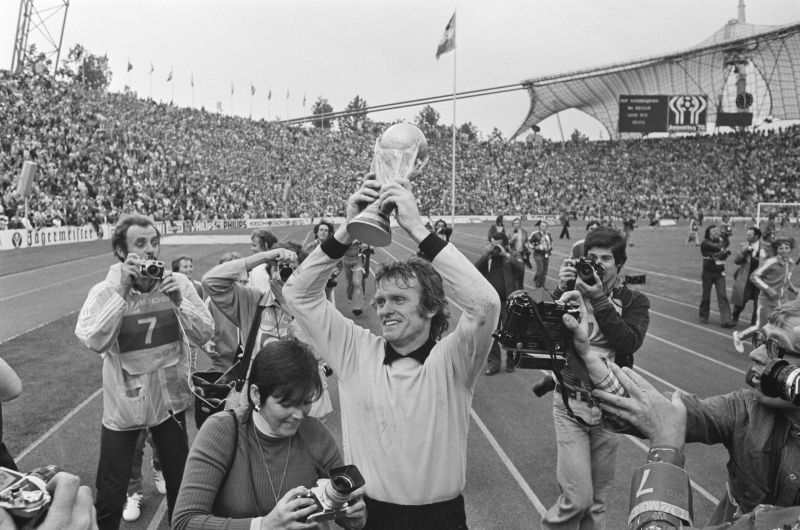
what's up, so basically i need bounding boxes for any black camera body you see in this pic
[0,465,59,527]
[139,259,165,279]
[714,249,732,261]
[490,244,504,257]
[303,465,365,523]
[574,257,605,286]
[279,265,295,282]
[493,289,580,370]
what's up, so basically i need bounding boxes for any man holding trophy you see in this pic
[283,123,500,529]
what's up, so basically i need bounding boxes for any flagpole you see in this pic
[450,10,457,227]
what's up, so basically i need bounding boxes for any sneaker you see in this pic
[153,468,166,495]
[732,331,744,353]
[122,493,143,522]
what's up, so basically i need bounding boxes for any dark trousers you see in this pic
[732,282,759,326]
[534,253,549,288]
[559,225,570,239]
[699,270,733,324]
[95,411,188,530]
[364,494,467,530]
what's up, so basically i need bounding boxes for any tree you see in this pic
[311,97,334,128]
[415,105,440,133]
[570,128,589,144]
[59,44,112,90]
[340,95,369,131]
[458,122,479,141]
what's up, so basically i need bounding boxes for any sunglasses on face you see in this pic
[751,329,800,359]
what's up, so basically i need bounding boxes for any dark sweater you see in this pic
[173,406,342,530]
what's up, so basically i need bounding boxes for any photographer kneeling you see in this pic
[541,227,650,530]
[562,293,800,529]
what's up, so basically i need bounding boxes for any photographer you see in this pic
[529,220,553,288]
[201,242,333,421]
[699,225,737,328]
[475,232,525,375]
[75,214,214,530]
[569,298,800,528]
[542,227,650,530]
[283,133,500,529]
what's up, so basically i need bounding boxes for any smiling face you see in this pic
[257,393,311,437]
[177,258,194,277]
[373,276,434,353]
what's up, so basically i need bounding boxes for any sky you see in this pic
[1,0,799,140]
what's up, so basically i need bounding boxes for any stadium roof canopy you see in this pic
[515,19,800,138]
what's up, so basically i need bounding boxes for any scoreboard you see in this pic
[619,95,707,133]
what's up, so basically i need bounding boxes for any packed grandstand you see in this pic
[1,67,799,231]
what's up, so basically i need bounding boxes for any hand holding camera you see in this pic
[560,258,606,298]
[0,467,96,530]
[261,486,319,530]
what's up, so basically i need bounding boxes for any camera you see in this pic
[139,259,165,279]
[714,249,732,261]
[493,289,580,370]
[571,257,605,287]
[757,358,800,405]
[303,465,365,523]
[279,265,295,282]
[490,244,504,257]
[0,465,59,527]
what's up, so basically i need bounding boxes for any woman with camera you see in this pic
[173,340,366,530]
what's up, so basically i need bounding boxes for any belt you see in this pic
[555,383,594,403]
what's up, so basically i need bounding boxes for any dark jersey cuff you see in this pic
[321,237,350,259]
[418,233,448,261]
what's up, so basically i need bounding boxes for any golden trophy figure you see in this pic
[346,123,429,247]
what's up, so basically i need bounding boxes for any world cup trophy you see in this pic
[346,123,429,247]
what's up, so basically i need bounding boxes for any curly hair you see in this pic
[374,256,450,341]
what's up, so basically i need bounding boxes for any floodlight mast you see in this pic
[11,0,70,77]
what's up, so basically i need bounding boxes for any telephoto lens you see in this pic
[760,358,800,405]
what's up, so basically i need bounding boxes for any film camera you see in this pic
[302,465,365,523]
[278,264,295,282]
[566,257,605,289]
[139,259,165,279]
[749,358,800,405]
[493,289,580,371]
[0,465,59,528]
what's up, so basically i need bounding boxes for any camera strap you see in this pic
[229,305,266,391]
[528,300,594,429]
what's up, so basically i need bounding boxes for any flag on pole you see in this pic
[231,82,234,95]
[436,12,456,59]
[166,70,173,82]
[127,59,133,72]
[286,90,290,99]
[268,89,272,101]
[149,62,154,74]
[250,84,255,96]
[190,72,194,87]
[303,93,306,107]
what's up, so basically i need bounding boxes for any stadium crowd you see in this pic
[2,70,800,230]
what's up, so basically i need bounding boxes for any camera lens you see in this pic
[331,475,354,492]
[279,266,294,282]
[761,359,800,405]
[146,264,160,276]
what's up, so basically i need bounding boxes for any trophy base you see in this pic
[347,210,392,247]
